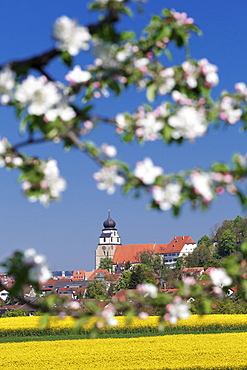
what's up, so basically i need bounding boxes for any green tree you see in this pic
[197,235,212,248]
[2,308,29,317]
[114,264,157,292]
[98,257,114,272]
[114,270,132,293]
[175,256,185,269]
[129,264,157,289]
[139,251,163,275]
[85,280,108,299]
[216,229,238,258]
[183,244,212,268]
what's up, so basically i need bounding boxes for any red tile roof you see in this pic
[84,271,94,280]
[182,267,204,272]
[1,305,23,310]
[182,267,204,276]
[165,236,196,253]
[112,289,138,302]
[112,236,196,264]
[88,269,111,280]
[113,244,157,264]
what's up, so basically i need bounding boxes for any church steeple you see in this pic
[95,211,121,269]
[103,210,116,229]
[99,211,121,245]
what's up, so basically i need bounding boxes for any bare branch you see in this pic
[0,48,60,73]
[12,137,47,151]
[0,9,120,75]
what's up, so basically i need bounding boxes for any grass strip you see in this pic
[2,326,247,343]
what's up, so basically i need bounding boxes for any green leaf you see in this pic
[61,51,73,67]
[241,241,247,256]
[122,132,135,143]
[39,313,50,329]
[162,124,173,142]
[146,83,157,102]
[73,315,90,330]
[156,26,171,41]
[120,31,135,41]
[211,162,230,173]
[164,49,173,61]
[108,80,121,95]
[20,116,29,134]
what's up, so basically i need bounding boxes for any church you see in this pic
[95,212,197,271]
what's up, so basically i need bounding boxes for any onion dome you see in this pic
[103,210,116,229]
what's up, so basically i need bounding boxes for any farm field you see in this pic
[1,332,247,370]
[1,315,247,369]
[2,314,247,339]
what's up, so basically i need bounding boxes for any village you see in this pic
[0,212,239,316]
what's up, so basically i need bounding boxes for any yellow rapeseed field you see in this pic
[1,332,247,369]
[1,314,247,332]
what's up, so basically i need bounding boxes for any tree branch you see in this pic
[0,9,120,75]
[12,137,47,151]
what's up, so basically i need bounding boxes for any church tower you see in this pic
[95,211,121,269]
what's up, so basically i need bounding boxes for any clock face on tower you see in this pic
[102,246,106,251]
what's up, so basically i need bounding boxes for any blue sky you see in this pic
[0,1,246,271]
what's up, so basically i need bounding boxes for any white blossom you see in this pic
[116,44,132,62]
[209,268,233,288]
[93,165,125,194]
[152,183,181,210]
[0,139,7,155]
[136,113,164,141]
[69,301,80,310]
[235,82,247,97]
[159,68,175,79]
[0,66,16,104]
[65,65,91,84]
[158,78,175,95]
[171,90,192,105]
[45,105,76,122]
[26,160,66,205]
[190,171,214,202]
[101,144,117,158]
[101,304,118,327]
[171,10,194,26]
[42,159,67,199]
[220,96,242,124]
[93,40,118,67]
[134,157,163,185]
[138,312,149,320]
[53,16,91,56]
[23,248,51,284]
[198,58,219,87]
[137,283,158,299]
[182,61,198,88]
[115,113,129,130]
[168,106,207,140]
[165,296,190,325]
[15,76,61,116]
[12,157,23,167]
[159,68,175,95]
[134,58,149,69]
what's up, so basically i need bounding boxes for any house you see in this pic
[182,267,205,279]
[0,289,8,301]
[72,270,86,280]
[95,212,197,270]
